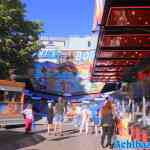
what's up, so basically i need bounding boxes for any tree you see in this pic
[0,0,43,79]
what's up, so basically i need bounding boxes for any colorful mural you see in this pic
[32,50,105,95]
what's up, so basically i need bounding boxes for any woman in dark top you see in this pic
[101,100,115,149]
[47,102,54,135]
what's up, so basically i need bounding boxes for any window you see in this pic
[88,41,91,47]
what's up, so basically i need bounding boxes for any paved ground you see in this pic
[0,124,110,150]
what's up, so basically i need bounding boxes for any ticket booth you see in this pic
[0,80,25,127]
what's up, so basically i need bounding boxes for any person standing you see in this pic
[90,102,100,136]
[23,104,33,134]
[53,97,66,136]
[101,101,115,148]
[47,101,54,135]
[74,104,81,128]
[79,104,91,136]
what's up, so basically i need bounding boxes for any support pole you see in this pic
[132,99,135,121]
[21,92,24,111]
[143,96,146,126]
[122,98,125,113]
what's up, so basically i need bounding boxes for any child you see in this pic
[23,104,33,133]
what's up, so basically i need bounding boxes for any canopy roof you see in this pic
[0,80,25,92]
[92,0,150,83]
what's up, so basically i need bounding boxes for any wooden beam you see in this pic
[96,57,142,60]
[99,47,150,51]
[95,65,133,67]
[94,70,124,73]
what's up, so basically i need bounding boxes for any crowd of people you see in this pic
[22,96,132,149]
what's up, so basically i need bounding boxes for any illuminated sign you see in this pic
[92,0,105,31]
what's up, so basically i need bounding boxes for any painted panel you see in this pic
[31,50,105,95]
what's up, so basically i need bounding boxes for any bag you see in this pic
[102,123,109,127]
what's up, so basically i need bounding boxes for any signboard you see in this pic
[41,39,65,49]
[92,0,106,31]
[37,50,95,65]
[31,50,105,95]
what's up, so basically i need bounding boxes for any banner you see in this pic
[31,50,104,95]
[92,0,105,31]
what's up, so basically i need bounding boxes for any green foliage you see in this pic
[0,0,43,79]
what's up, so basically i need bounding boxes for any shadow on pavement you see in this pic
[33,129,47,134]
[33,128,79,136]
[0,131,46,150]
[25,149,39,150]
[63,129,79,135]
[50,135,76,141]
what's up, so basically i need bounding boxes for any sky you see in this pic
[23,0,95,37]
